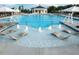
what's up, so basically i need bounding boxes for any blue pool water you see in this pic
[16,14,64,28]
[0,14,79,28]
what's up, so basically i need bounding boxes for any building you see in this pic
[31,5,47,14]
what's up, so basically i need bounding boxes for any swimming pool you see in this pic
[16,14,64,28]
[0,14,79,48]
[0,14,78,28]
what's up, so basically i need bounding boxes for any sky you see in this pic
[0,0,78,4]
[0,4,67,9]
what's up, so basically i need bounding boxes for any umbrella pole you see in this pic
[71,12,74,24]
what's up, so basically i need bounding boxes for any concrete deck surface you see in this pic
[0,43,79,55]
[0,25,79,55]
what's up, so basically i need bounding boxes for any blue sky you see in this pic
[0,4,67,9]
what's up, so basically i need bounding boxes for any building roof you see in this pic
[61,6,79,12]
[31,5,46,9]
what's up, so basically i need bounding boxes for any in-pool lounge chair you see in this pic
[8,32,28,40]
[6,29,16,34]
[9,35,18,40]
[51,32,70,40]
[62,29,71,34]
[18,32,28,37]
[0,23,4,30]
[62,29,79,35]
[0,32,6,35]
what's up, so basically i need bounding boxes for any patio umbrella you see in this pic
[61,6,79,24]
[61,6,79,12]
[0,7,15,12]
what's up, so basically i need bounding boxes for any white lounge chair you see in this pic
[62,29,79,35]
[6,29,16,34]
[0,32,6,35]
[8,32,28,40]
[9,35,18,40]
[51,32,70,40]
[62,29,71,34]
[18,32,27,37]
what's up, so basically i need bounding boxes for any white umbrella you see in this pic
[61,6,79,24]
[0,7,15,12]
[61,6,79,12]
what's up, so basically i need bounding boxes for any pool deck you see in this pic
[0,14,79,54]
[0,43,79,55]
[0,24,79,54]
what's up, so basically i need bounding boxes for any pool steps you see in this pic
[0,22,18,32]
[60,21,79,32]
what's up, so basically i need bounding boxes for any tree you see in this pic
[75,4,79,6]
[47,4,73,13]
[47,6,57,13]
[21,5,24,10]
[18,6,21,10]
[21,9,32,13]
[11,7,15,9]
[57,4,73,10]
